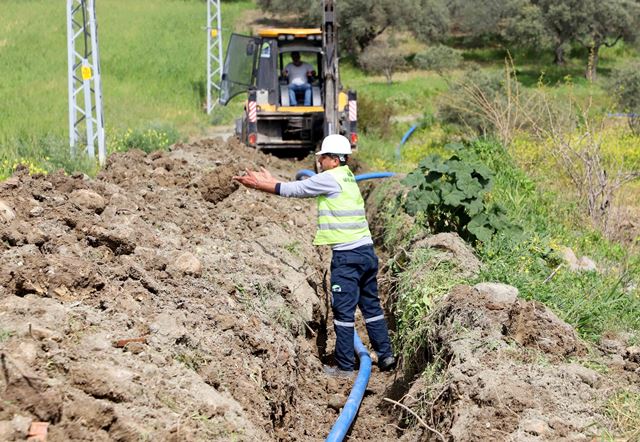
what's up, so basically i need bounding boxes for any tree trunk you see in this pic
[384,68,392,85]
[585,44,600,82]
[554,45,565,66]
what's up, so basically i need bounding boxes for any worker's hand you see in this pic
[232,168,279,193]
[233,168,259,189]
[257,167,275,181]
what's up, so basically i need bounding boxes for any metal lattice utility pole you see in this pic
[67,0,106,165]
[206,0,223,114]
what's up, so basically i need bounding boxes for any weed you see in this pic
[414,45,463,71]
[392,248,465,366]
[401,147,520,243]
[233,280,306,335]
[0,134,100,180]
[283,240,301,257]
[108,123,180,154]
[357,95,395,137]
[0,328,14,342]
[274,306,305,336]
[156,392,181,413]
[174,351,208,371]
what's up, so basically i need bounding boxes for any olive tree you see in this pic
[256,0,449,55]
[578,0,640,81]
[358,39,407,84]
[609,62,640,134]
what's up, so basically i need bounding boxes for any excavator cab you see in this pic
[220,23,357,151]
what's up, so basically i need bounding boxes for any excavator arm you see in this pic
[322,0,338,137]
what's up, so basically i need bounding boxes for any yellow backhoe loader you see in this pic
[219,0,357,151]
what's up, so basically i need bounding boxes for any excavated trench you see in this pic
[0,138,406,441]
[1,138,638,441]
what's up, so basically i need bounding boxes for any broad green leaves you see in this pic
[401,148,519,243]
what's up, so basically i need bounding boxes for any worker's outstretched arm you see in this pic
[233,167,279,194]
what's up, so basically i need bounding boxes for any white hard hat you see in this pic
[316,134,352,156]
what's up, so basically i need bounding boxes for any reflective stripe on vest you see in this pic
[313,166,372,245]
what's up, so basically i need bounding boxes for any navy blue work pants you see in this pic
[330,244,393,371]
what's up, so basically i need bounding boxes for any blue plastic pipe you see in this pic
[325,332,372,442]
[355,172,396,181]
[395,124,419,161]
[295,169,316,180]
[295,170,396,182]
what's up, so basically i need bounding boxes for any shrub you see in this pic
[0,134,99,180]
[438,69,505,134]
[414,45,463,71]
[608,62,640,135]
[401,144,519,243]
[357,95,394,138]
[438,59,542,148]
[357,39,407,85]
[108,123,180,154]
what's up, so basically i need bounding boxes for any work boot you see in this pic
[378,355,397,372]
[323,365,355,379]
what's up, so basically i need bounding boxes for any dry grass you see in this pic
[605,390,640,441]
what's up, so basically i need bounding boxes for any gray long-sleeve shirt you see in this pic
[276,172,373,251]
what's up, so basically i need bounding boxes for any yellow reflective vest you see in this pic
[313,166,372,245]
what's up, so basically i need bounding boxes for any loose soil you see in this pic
[1,138,638,441]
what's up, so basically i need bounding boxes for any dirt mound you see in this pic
[397,283,631,441]
[1,139,377,441]
[199,164,239,204]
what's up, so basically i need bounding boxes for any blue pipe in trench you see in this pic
[325,332,372,442]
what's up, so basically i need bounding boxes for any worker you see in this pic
[283,51,314,106]
[232,134,396,378]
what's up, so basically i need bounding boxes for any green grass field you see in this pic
[0,0,252,179]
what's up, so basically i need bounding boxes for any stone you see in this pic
[626,346,640,363]
[168,252,202,277]
[28,325,57,341]
[81,333,112,352]
[328,393,347,411]
[1,176,20,189]
[124,342,146,354]
[0,200,16,223]
[606,354,626,369]
[29,206,44,217]
[69,189,106,213]
[473,283,518,309]
[16,341,38,366]
[561,247,597,272]
[564,364,600,388]
[413,232,482,277]
[0,421,14,441]
[578,256,597,271]
[522,418,549,436]
[11,415,31,438]
[600,338,626,355]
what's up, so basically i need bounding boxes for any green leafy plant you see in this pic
[401,146,518,242]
